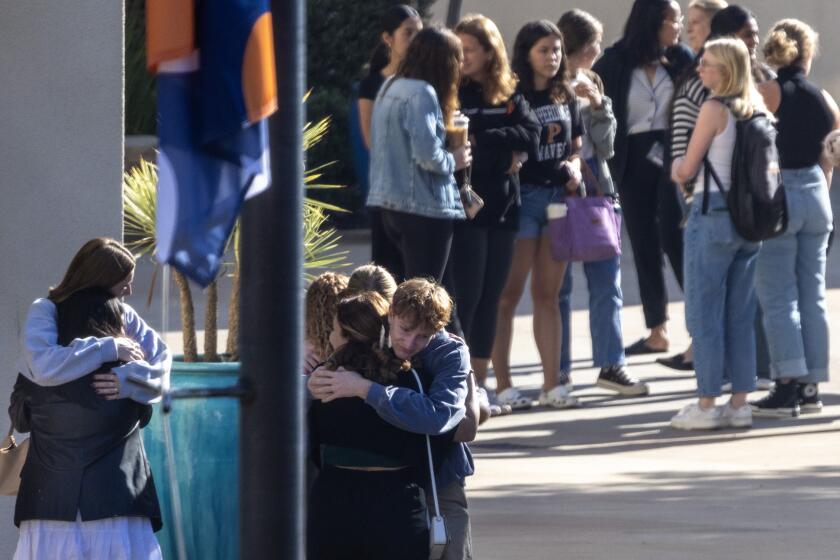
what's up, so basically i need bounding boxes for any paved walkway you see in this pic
[470,301,840,559]
[132,211,840,559]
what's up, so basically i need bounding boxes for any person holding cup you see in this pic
[367,27,471,283]
[447,14,540,394]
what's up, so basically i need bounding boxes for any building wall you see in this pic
[0,1,124,552]
[433,0,840,97]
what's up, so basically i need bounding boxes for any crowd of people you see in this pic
[301,2,838,557]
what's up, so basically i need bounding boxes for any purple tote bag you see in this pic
[548,160,622,262]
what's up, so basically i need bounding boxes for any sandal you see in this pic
[495,387,532,410]
[625,337,668,356]
[656,353,695,371]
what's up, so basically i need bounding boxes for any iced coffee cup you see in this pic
[447,113,469,149]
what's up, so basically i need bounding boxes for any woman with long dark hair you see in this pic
[358,5,422,149]
[555,9,649,396]
[491,20,583,410]
[307,291,429,560]
[593,0,694,357]
[367,27,471,283]
[13,238,169,558]
[448,14,540,396]
[749,20,840,417]
[357,5,422,281]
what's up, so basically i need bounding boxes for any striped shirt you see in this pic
[670,75,708,159]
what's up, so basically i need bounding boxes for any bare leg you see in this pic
[490,239,538,393]
[531,234,568,392]
[472,357,490,387]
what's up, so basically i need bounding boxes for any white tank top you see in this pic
[702,109,736,193]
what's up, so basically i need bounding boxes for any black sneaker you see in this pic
[596,366,649,396]
[749,381,800,418]
[797,383,823,414]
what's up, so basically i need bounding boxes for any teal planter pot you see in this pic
[143,360,240,560]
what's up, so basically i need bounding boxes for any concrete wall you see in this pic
[0,1,124,552]
[431,0,840,97]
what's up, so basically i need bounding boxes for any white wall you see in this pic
[431,0,840,97]
[0,1,124,552]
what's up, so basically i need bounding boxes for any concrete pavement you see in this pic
[130,214,840,560]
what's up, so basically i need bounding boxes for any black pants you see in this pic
[449,222,516,358]
[307,465,429,560]
[618,131,685,328]
[380,209,454,282]
[370,208,406,282]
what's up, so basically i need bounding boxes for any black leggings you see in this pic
[618,132,685,328]
[370,208,406,282]
[449,222,516,358]
[307,465,429,560]
[380,209,454,282]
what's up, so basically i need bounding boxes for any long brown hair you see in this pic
[455,14,517,105]
[49,238,135,303]
[512,20,574,104]
[325,291,410,384]
[393,27,462,126]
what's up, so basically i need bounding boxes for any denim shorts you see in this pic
[517,184,563,239]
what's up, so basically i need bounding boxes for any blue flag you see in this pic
[148,0,277,286]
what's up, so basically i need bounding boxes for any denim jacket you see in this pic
[367,77,466,220]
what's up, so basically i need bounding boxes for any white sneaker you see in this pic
[496,387,532,410]
[670,403,722,430]
[719,403,752,428]
[538,385,579,409]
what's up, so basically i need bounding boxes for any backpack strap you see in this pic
[701,156,727,215]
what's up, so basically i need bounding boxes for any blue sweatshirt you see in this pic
[16,298,171,404]
[365,330,474,488]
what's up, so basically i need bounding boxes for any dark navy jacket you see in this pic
[593,40,694,183]
[13,369,161,530]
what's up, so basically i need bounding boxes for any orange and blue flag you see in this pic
[147,0,277,286]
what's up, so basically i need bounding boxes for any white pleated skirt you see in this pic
[14,514,162,560]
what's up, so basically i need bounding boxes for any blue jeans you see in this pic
[517,184,562,239]
[559,256,625,371]
[756,165,832,383]
[684,192,760,397]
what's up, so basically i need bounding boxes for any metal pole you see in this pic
[239,0,305,557]
[445,0,463,27]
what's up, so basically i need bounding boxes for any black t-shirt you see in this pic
[775,67,834,169]
[518,89,583,187]
[359,72,386,101]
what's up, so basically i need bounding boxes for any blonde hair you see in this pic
[763,19,818,69]
[391,278,452,332]
[455,14,517,105]
[304,272,349,358]
[346,264,397,300]
[705,38,770,120]
[688,0,728,17]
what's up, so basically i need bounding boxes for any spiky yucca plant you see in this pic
[123,116,348,362]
